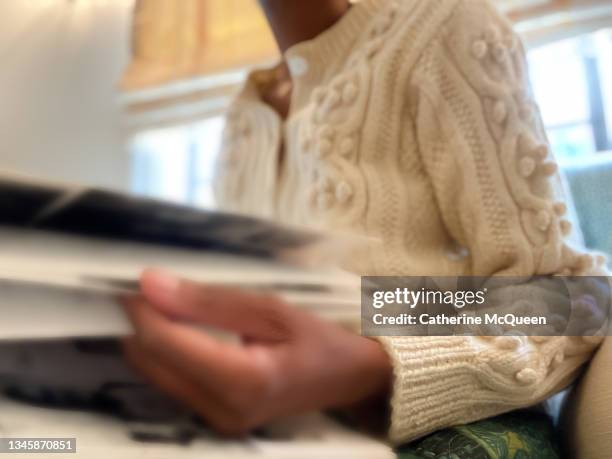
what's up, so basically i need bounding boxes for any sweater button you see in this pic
[495,335,522,350]
[536,210,552,231]
[552,351,565,366]
[577,254,595,271]
[336,182,353,203]
[559,219,572,236]
[553,202,567,216]
[541,161,559,176]
[516,368,538,384]
[533,144,549,160]
[288,56,309,77]
[471,40,488,59]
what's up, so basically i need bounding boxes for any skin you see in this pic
[258,0,351,54]
[124,270,392,435]
[124,0,393,436]
[258,0,351,118]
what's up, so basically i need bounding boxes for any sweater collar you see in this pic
[283,0,388,77]
[238,0,387,104]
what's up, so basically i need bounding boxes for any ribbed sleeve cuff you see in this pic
[377,336,490,444]
[377,335,596,444]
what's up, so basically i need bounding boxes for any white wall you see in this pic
[0,0,134,190]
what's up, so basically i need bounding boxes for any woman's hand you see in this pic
[123,269,392,436]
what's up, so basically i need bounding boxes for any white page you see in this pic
[0,228,359,290]
[0,396,394,459]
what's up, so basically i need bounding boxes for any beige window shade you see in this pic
[500,0,612,46]
[121,0,611,92]
[121,0,278,91]
[120,0,611,128]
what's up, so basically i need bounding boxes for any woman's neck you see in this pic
[258,0,351,53]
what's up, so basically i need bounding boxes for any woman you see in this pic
[124,0,606,445]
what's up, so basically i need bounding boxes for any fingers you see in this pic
[139,269,295,341]
[123,296,273,395]
[122,337,209,407]
[122,338,257,436]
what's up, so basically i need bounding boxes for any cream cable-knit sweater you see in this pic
[214,0,607,444]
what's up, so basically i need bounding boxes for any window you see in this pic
[124,69,245,209]
[131,116,225,208]
[528,29,612,161]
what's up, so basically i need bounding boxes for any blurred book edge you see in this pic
[0,174,362,341]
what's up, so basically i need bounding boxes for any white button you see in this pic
[553,202,567,216]
[288,56,309,77]
[471,40,488,59]
[536,210,551,231]
[516,368,537,384]
[336,182,353,203]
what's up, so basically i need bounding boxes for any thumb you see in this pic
[139,268,294,341]
[140,269,182,312]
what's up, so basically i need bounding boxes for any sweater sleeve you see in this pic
[380,0,607,444]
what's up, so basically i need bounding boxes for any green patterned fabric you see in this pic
[397,411,560,459]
